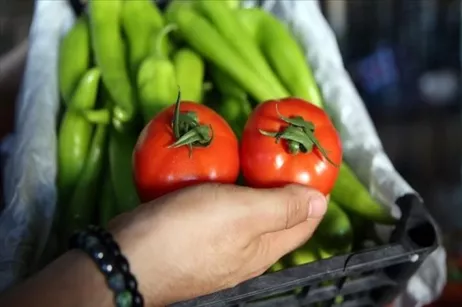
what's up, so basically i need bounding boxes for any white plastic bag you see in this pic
[0,0,74,291]
[0,0,446,305]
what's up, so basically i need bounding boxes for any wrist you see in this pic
[17,250,114,307]
[62,250,114,307]
[111,221,167,307]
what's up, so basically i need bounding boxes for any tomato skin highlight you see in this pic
[240,98,342,195]
[133,101,240,202]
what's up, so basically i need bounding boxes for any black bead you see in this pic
[116,256,130,272]
[88,224,99,232]
[116,290,133,307]
[90,245,106,260]
[100,262,115,274]
[133,293,144,307]
[107,241,122,256]
[84,235,100,250]
[101,231,114,243]
[95,227,106,237]
[108,272,126,292]
[125,274,138,291]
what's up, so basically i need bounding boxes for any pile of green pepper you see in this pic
[56,0,395,267]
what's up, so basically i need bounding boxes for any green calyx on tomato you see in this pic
[168,91,213,156]
[259,104,339,167]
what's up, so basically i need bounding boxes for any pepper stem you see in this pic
[154,23,177,58]
[259,104,339,167]
[168,90,213,157]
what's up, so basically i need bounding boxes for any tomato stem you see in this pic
[169,91,213,157]
[259,104,338,167]
[172,91,182,139]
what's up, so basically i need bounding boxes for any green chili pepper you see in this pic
[137,25,178,123]
[58,15,91,105]
[218,96,250,140]
[288,240,320,267]
[165,1,283,102]
[148,28,175,58]
[109,127,140,214]
[81,108,111,125]
[315,199,353,256]
[267,260,285,273]
[209,68,252,139]
[223,0,241,9]
[88,0,137,126]
[121,0,166,76]
[210,66,248,99]
[332,163,396,224]
[194,0,289,98]
[172,48,205,103]
[57,68,101,203]
[61,112,109,244]
[348,211,383,248]
[237,8,323,107]
[98,175,118,228]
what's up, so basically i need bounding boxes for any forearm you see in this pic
[0,250,113,307]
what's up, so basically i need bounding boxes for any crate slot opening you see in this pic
[244,289,299,306]
[407,221,437,248]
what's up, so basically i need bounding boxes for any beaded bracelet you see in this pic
[69,225,144,307]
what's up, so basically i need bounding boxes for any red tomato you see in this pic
[240,98,342,195]
[133,100,240,202]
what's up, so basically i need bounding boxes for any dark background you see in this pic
[319,0,462,236]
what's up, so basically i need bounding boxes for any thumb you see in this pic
[249,184,327,235]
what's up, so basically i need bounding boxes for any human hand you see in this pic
[110,183,327,307]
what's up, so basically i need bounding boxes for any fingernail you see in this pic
[308,195,327,218]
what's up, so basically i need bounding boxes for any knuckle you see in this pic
[190,183,251,226]
[219,183,245,197]
[283,196,306,229]
[175,182,225,205]
[193,182,240,201]
[285,183,317,196]
[192,182,223,195]
[198,182,223,200]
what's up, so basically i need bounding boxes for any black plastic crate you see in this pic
[171,194,439,307]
